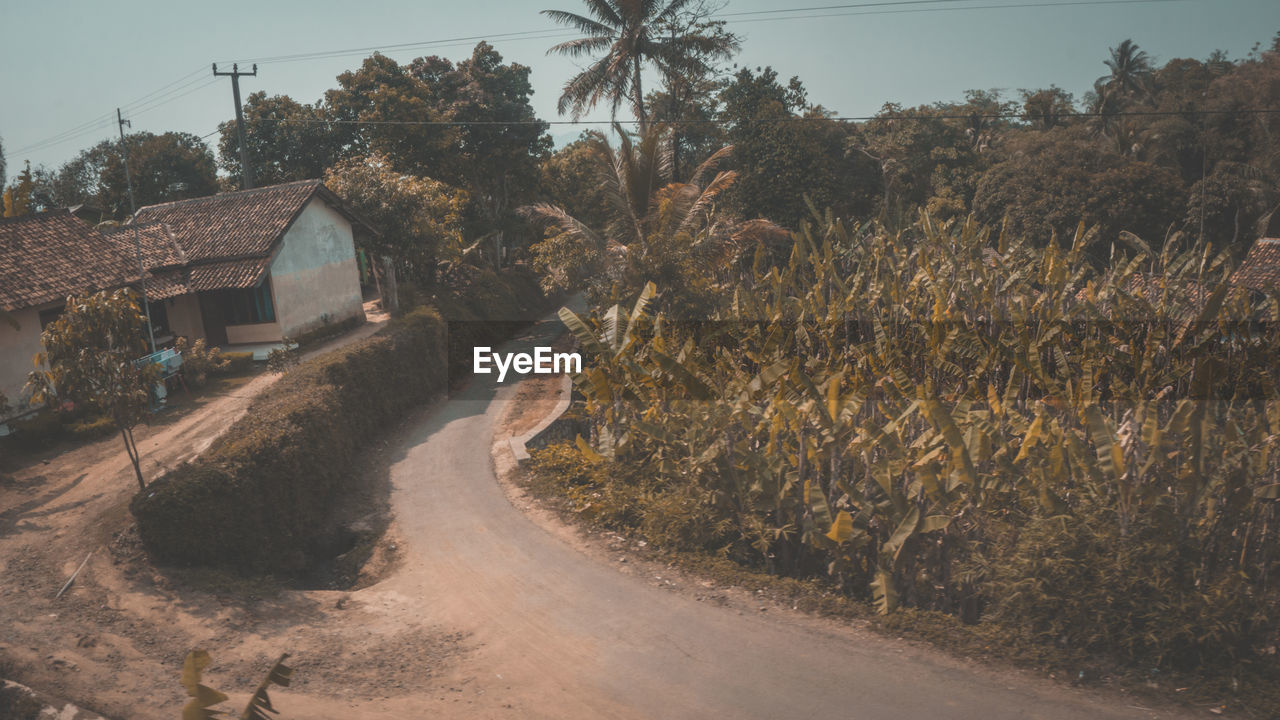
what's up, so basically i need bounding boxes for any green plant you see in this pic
[67,414,116,441]
[175,337,228,388]
[220,352,255,376]
[27,289,160,490]
[265,339,300,374]
[181,650,294,720]
[554,210,1280,679]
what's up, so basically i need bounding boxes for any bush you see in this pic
[175,337,228,388]
[67,415,116,441]
[974,511,1278,671]
[219,352,254,376]
[131,272,548,575]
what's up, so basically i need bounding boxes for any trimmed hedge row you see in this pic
[130,267,547,573]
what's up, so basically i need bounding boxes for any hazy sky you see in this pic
[2,0,1277,184]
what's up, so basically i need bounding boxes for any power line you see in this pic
[212,106,1279,131]
[723,0,1028,17]
[728,0,1188,25]
[721,0,1181,18]
[228,28,576,66]
[2,0,1217,160]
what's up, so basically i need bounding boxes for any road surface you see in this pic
[356,306,1188,720]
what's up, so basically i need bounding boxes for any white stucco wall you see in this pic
[226,322,283,344]
[267,198,365,338]
[1,307,46,418]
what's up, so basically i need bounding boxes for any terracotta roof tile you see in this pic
[105,222,187,270]
[131,179,323,261]
[0,211,136,311]
[189,258,272,292]
[1230,238,1280,291]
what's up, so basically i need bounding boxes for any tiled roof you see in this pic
[105,222,187,270]
[0,182,372,312]
[189,257,272,292]
[0,211,137,312]
[131,179,324,261]
[1230,238,1280,291]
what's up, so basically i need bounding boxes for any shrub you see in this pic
[131,272,547,575]
[974,510,1277,671]
[265,339,300,374]
[219,352,254,376]
[67,415,116,441]
[174,337,228,388]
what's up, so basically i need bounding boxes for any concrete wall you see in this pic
[166,294,205,342]
[226,321,283,344]
[268,199,365,338]
[0,307,47,418]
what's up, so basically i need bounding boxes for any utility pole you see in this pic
[213,62,258,190]
[117,108,156,354]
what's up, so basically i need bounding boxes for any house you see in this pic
[127,179,374,347]
[1229,237,1280,293]
[0,210,139,414]
[0,180,375,418]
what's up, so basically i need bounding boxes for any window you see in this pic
[225,280,275,325]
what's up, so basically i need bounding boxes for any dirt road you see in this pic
[354,307,1193,720]
[0,303,1200,718]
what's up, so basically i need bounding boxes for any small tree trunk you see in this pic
[633,57,647,134]
[382,255,400,314]
[120,423,145,491]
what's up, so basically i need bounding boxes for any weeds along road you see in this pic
[358,304,1189,720]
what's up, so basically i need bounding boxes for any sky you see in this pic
[1,0,1278,185]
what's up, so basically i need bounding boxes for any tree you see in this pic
[324,46,552,266]
[38,132,217,219]
[542,0,736,129]
[721,68,876,229]
[2,161,34,217]
[406,42,552,267]
[521,123,743,305]
[972,128,1186,255]
[0,135,6,189]
[1020,86,1077,130]
[645,0,739,178]
[324,53,459,178]
[1098,38,1154,104]
[217,92,340,187]
[27,290,160,490]
[538,135,611,234]
[324,153,469,309]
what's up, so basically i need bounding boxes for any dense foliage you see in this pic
[544,214,1280,680]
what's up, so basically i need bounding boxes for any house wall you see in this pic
[226,322,283,344]
[268,199,365,338]
[0,307,46,418]
[166,294,205,342]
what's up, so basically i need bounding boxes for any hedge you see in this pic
[130,267,548,574]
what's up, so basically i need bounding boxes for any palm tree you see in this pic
[542,0,734,130]
[520,123,743,290]
[1097,39,1154,103]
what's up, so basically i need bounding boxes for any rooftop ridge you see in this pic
[132,178,322,216]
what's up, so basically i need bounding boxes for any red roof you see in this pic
[132,180,324,262]
[0,211,137,312]
[1230,238,1280,291]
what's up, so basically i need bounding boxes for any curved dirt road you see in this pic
[357,309,1191,720]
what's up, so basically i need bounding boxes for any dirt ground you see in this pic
[0,305,447,719]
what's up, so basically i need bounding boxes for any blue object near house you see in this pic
[136,348,182,407]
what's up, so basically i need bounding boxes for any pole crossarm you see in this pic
[212,63,259,190]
